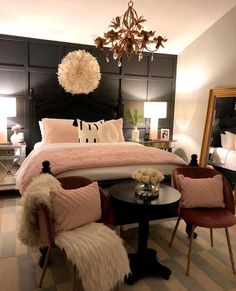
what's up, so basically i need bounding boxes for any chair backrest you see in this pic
[172,167,235,214]
[38,176,115,247]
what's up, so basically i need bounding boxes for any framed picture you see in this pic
[160,129,169,141]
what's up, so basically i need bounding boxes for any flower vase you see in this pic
[135,182,160,201]
[131,126,139,142]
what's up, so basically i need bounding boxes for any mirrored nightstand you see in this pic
[126,139,177,152]
[0,143,26,190]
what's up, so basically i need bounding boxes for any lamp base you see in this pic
[149,118,158,140]
[0,117,8,143]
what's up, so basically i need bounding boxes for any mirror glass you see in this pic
[200,88,236,167]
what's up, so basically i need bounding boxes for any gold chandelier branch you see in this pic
[95,1,167,66]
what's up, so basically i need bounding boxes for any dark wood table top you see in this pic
[109,180,181,207]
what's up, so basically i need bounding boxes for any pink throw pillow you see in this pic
[106,118,124,142]
[42,118,78,143]
[50,182,102,232]
[177,174,225,208]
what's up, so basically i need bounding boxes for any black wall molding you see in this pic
[0,34,177,152]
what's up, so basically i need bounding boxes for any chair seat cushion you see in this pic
[177,174,225,208]
[180,208,236,228]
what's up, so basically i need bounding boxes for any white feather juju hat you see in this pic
[57,50,101,95]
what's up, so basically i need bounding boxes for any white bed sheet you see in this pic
[56,163,178,181]
[210,147,236,171]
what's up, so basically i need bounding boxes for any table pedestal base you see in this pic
[126,248,171,285]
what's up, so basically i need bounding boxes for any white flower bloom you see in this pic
[132,167,164,185]
[142,175,151,184]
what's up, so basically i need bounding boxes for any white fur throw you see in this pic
[56,223,130,291]
[18,174,130,291]
[18,173,62,246]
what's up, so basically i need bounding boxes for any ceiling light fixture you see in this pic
[95,1,167,67]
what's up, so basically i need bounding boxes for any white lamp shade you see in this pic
[0,97,16,143]
[144,102,167,119]
[0,97,16,117]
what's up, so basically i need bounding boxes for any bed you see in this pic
[15,140,187,194]
[15,94,187,194]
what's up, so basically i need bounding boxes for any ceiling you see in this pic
[1,0,236,55]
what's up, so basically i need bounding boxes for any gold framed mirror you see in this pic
[199,87,236,167]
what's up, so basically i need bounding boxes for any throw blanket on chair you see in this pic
[18,174,130,291]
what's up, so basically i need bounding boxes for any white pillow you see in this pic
[224,131,235,150]
[97,122,119,143]
[78,119,104,143]
[38,120,45,142]
[221,133,227,149]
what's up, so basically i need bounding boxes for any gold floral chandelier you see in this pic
[95,1,167,66]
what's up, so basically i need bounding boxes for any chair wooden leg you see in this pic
[169,216,181,247]
[186,225,196,276]
[225,227,236,274]
[38,247,51,288]
[210,228,213,247]
[72,264,77,291]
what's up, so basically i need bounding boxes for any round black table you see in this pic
[109,181,181,284]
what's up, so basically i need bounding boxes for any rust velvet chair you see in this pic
[169,167,236,276]
[38,176,115,290]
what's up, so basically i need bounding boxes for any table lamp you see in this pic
[0,97,16,143]
[144,102,167,140]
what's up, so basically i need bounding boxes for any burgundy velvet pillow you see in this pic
[177,174,225,208]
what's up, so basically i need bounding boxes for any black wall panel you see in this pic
[0,39,25,66]
[148,79,174,101]
[122,56,149,76]
[29,71,60,96]
[122,78,148,101]
[29,43,60,68]
[92,50,120,74]
[149,55,176,78]
[0,34,177,152]
[0,69,25,95]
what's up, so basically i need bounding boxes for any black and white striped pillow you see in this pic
[77,119,104,143]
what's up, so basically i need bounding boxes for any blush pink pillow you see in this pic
[42,118,78,143]
[50,182,102,232]
[106,118,124,142]
[177,174,225,208]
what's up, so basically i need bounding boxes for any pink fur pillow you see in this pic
[42,118,78,143]
[177,174,225,208]
[50,182,102,232]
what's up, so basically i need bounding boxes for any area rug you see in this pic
[0,194,236,291]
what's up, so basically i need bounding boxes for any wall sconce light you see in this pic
[144,101,167,140]
[0,97,16,143]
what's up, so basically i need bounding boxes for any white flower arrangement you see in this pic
[11,124,21,134]
[132,168,164,185]
[57,50,101,95]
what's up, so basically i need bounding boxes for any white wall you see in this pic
[174,5,236,163]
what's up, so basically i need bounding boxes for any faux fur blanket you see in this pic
[18,174,130,291]
[18,173,62,246]
[56,223,130,291]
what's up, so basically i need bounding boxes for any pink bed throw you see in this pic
[16,142,187,193]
